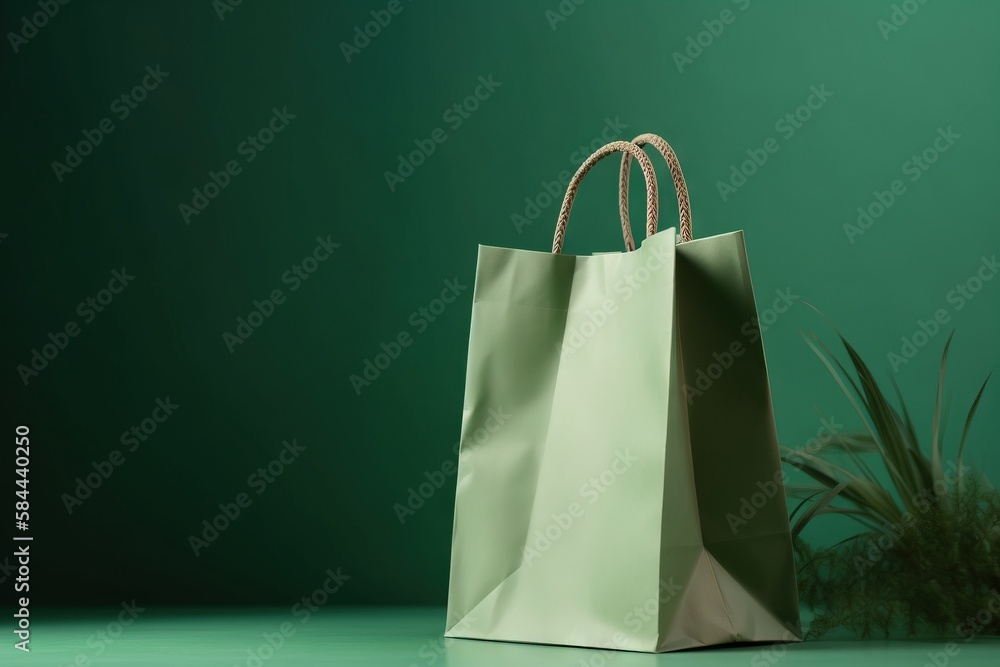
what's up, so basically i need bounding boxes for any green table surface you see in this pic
[20,607,1000,666]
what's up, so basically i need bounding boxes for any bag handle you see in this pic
[619,133,693,247]
[552,141,658,254]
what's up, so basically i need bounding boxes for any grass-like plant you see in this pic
[781,326,999,639]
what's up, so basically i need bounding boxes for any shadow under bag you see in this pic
[445,134,801,652]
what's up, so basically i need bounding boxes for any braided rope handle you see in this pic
[619,133,692,248]
[552,141,658,254]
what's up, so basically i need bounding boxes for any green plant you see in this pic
[782,327,999,639]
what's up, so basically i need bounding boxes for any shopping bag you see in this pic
[445,136,800,652]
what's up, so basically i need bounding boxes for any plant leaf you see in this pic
[789,489,827,522]
[956,372,992,493]
[792,481,849,538]
[783,448,902,526]
[889,374,920,452]
[801,333,883,456]
[888,375,933,492]
[799,431,879,454]
[838,335,921,511]
[783,483,829,499]
[930,332,955,513]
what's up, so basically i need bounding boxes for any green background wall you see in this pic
[2,0,997,607]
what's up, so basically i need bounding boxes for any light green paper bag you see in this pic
[446,136,800,652]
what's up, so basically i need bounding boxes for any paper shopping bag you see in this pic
[445,136,800,652]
